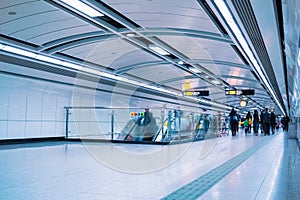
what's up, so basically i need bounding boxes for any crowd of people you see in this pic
[229,108,289,136]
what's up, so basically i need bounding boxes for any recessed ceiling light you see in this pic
[126,33,136,37]
[8,11,16,15]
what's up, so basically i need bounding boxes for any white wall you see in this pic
[0,72,156,140]
[0,74,71,139]
[0,69,204,140]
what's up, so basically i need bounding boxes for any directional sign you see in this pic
[183,90,209,96]
[195,90,209,96]
[225,89,237,95]
[240,89,255,95]
[225,89,254,96]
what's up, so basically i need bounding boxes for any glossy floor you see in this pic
[0,129,299,200]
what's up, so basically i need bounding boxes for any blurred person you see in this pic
[203,115,210,135]
[229,108,238,136]
[270,111,276,134]
[253,110,260,136]
[282,116,290,131]
[246,111,252,133]
[244,118,249,135]
[262,108,270,136]
[260,109,264,134]
[142,107,157,141]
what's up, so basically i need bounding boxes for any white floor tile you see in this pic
[0,129,299,200]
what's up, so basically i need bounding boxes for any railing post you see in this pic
[111,110,114,140]
[161,109,165,135]
[191,112,195,130]
[65,107,69,139]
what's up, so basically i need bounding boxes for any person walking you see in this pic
[262,108,271,136]
[253,110,259,135]
[282,116,290,131]
[244,118,249,135]
[246,111,252,133]
[260,109,264,134]
[203,115,210,135]
[229,108,238,136]
[270,111,276,134]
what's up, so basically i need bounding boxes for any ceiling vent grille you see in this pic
[0,54,100,83]
[231,0,284,107]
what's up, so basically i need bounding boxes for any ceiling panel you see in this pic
[226,79,261,88]
[162,77,208,91]
[126,63,191,84]
[25,24,99,45]
[62,39,159,69]
[102,0,221,33]
[200,64,252,78]
[1,10,69,34]
[0,0,54,24]
[108,50,163,70]
[0,0,103,45]
[157,35,243,64]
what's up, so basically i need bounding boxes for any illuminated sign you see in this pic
[225,89,237,95]
[183,90,209,96]
[130,112,144,118]
[225,89,254,95]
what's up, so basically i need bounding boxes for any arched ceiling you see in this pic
[0,0,291,116]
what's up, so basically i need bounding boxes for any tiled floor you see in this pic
[0,129,299,200]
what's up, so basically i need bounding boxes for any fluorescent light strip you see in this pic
[0,43,231,111]
[211,80,220,84]
[1,44,81,69]
[36,55,62,65]
[148,45,170,55]
[214,0,286,115]
[61,0,104,17]
[189,67,202,73]
[61,61,81,70]
[3,45,37,58]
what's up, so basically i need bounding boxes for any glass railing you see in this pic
[65,106,227,143]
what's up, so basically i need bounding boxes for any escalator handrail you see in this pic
[124,116,146,140]
[152,118,168,142]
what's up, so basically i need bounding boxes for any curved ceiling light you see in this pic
[213,0,286,115]
[61,0,104,17]
[148,44,170,55]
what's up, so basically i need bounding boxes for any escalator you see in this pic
[117,110,208,144]
[194,116,208,141]
[118,115,161,143]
